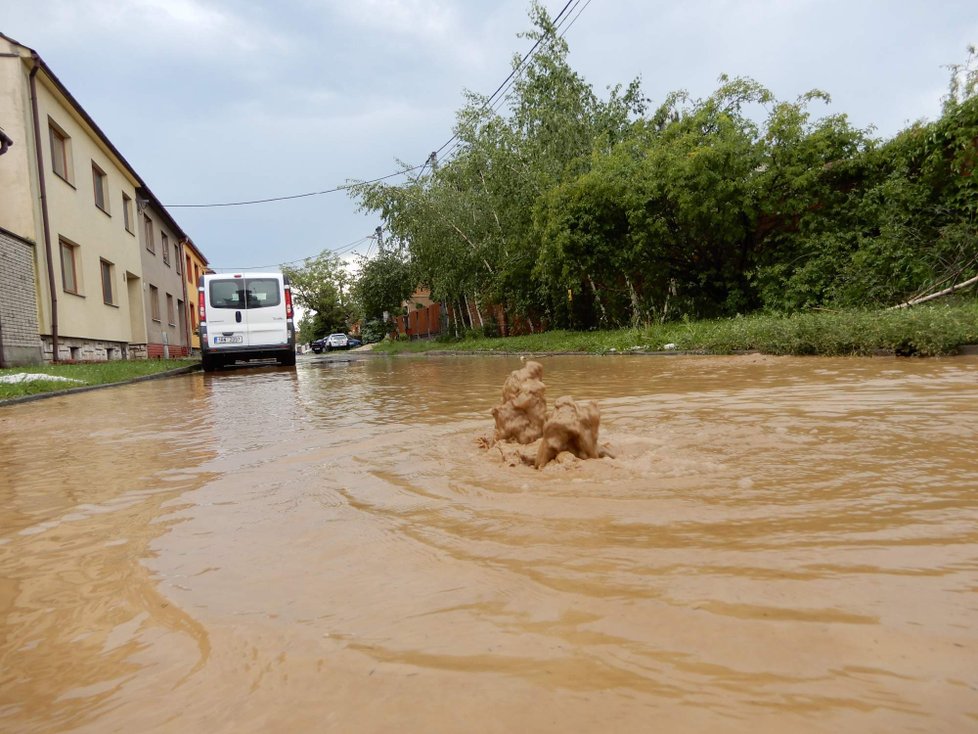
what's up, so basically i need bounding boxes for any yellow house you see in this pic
[0,32,203,362]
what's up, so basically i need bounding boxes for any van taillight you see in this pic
[285,286,293,319]
[198,289,206,322]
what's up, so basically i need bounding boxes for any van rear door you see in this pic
[241,276,289,347]
[206,276,247,349]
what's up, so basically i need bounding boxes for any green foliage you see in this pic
[351,250,414,325]
[350,0,641,325]
[359,317,388,344]
[282,250,352,338]
[372,304,978,358]
[943,44,978,111]
[351,6,978,331]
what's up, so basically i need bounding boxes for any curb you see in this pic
[0,364,201,408]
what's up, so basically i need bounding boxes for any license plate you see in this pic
[214,335,243,344]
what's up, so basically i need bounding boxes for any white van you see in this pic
[198,272,296,371]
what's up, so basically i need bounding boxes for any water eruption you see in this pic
[485,359,613,468]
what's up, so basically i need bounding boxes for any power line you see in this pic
[561,0,593,37]
[163,0,587,210]
[166,166,423,209]
[210,233,375,271]
[436,0,591,166]
[431,0,580,162]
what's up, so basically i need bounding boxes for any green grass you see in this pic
[372,302,978,358]
[0,359,198,401]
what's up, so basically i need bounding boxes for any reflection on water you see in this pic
[1,354,977,733]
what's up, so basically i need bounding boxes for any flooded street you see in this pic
[1,353,977,733]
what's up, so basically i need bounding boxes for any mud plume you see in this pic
[488,361,610,469]
[536,396,603,469]
[492,360,548,444]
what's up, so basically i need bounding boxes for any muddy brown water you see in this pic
[1,354,977,733]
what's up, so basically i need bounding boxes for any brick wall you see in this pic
[0,228,43,366]
[147,343,189,359]
[39,336,129,362]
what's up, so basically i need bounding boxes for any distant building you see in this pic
[183,238,209,355]
[0,32,206,364]
[136,189,190,358]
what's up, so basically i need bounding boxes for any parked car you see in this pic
[324,333,349,350]
[347,336,363,348]
[310,337,326,353]
[198,272,296,372]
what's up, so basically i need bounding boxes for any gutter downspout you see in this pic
[179,239,190,354]
[29,54,59,362]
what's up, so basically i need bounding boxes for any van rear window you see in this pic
[209,278,281,309]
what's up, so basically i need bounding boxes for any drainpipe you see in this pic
[179,239,190,355]
[29,54,60,362]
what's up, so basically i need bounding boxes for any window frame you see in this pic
[178,298,187,336]
[175,243,182,275]
[48,119,73,184]
[166,293,175,326]
[122,194,134,233]
[149,284,161,322]
[60,238,80,295]
[92,162,109,214]
[100,258,115,306]
[161,231,170,266]
[144,214,155,254]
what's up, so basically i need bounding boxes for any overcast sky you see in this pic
[5,0,976,272]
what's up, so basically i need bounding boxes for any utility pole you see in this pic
[375,226,384,254]
[427,151,437,173]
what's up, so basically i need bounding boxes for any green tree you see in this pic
[354,14,978,331]
[351,249,414,326]
[351,0,642,330]
[535,77,771,324]
[281,250,352,339]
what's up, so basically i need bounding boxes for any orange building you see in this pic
[182,238,209,354]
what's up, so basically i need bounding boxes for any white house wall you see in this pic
[33,72,142,354]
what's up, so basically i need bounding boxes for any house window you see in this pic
[49,120,72,183]
[92,163,108,213]
[100,259,115,305]
[60,238,80,294]
[167,293,175,325]
[144,215,155,253]
[185,254,191,281]
[123,194,134,233]
[150,284,160,321]
[162,232,170,266]
[175,243,182,274]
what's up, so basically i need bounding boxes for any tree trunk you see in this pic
[890,273,978,309]
[659,279,677,324]
[587,274,608,327]
[449,223,495,276]
[625,275,642,328]
[463,293,484,329]
[472,292,485,329]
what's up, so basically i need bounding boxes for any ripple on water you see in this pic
[1,355,977,732]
